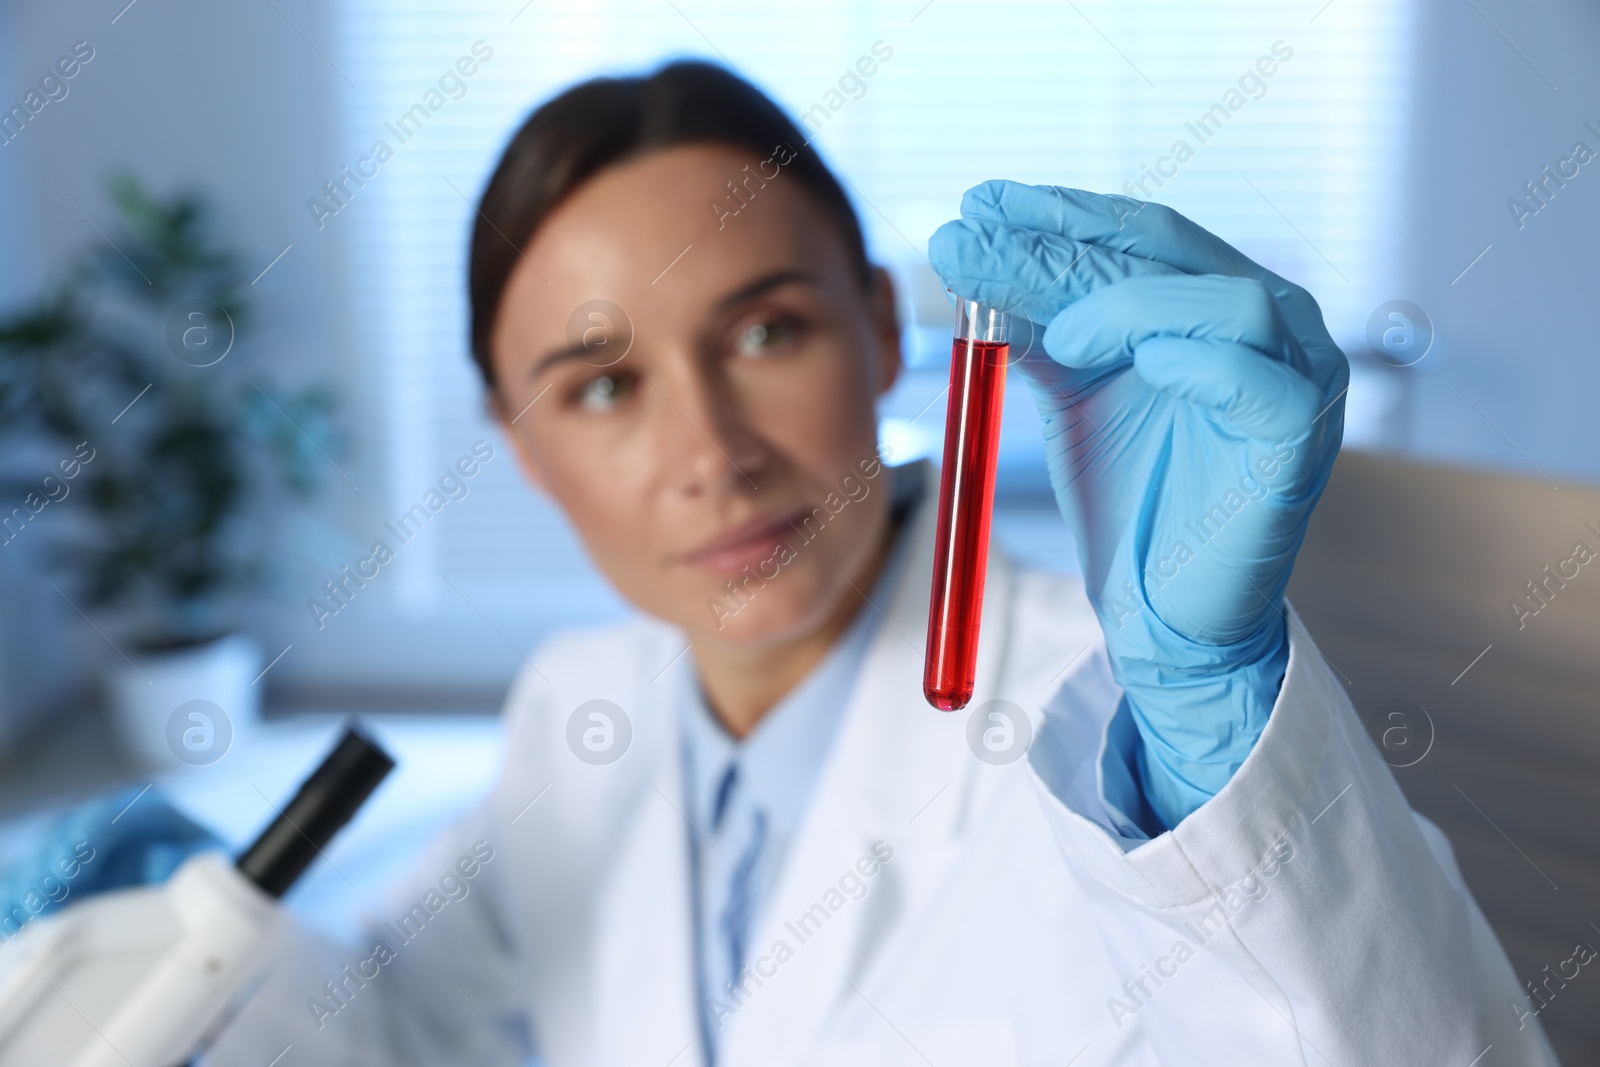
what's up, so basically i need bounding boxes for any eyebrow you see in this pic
[529,268,822,380]
[713,267,819,311]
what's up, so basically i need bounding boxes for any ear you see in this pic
[487,389,550,495]
[866,265,903,398]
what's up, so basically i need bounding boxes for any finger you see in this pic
[961,180,1350,378]
[1041,275,1311,376]
[1008,344,1106,400]
[960,180,1269,282]
[1134,337,1322,442]
[928,216,1177,327]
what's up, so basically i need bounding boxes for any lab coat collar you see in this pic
[589,655,706,1067]
[715,459,1020,1066]
[590,460,1020,1067]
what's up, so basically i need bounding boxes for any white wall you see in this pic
[1393,0,1600,485]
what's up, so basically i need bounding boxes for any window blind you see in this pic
[328,0,1413,642]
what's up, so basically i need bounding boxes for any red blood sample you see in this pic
[923,336,1009,711]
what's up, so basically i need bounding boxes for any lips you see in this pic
[680,506,810,575]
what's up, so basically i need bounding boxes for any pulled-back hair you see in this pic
[467,60,871,391]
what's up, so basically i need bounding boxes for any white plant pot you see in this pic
[103,633,262,770]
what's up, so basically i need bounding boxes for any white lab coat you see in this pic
[204,476,1558,1067]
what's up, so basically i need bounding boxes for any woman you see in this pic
[20,62,1554,1065]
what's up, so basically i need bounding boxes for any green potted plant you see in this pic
[0,175,339,766]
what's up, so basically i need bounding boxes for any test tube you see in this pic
[923,297,1010,711]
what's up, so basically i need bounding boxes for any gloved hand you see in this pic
[930,180,1347,831]
[0,784,222,935]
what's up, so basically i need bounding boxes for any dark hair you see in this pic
[467,60,871,392]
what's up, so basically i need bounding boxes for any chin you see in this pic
[692,581,838,650]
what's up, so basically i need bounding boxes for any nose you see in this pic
[652,358,769,497]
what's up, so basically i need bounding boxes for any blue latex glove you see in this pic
[0,785,222,937]
[930,181,1347,831]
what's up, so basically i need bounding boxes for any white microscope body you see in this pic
[0,726,393,1067]
[0,852,280,1067]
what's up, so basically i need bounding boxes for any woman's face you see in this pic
[490,143,901,653]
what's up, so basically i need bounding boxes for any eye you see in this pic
[574,372,636,411]
[733,316,799,356]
